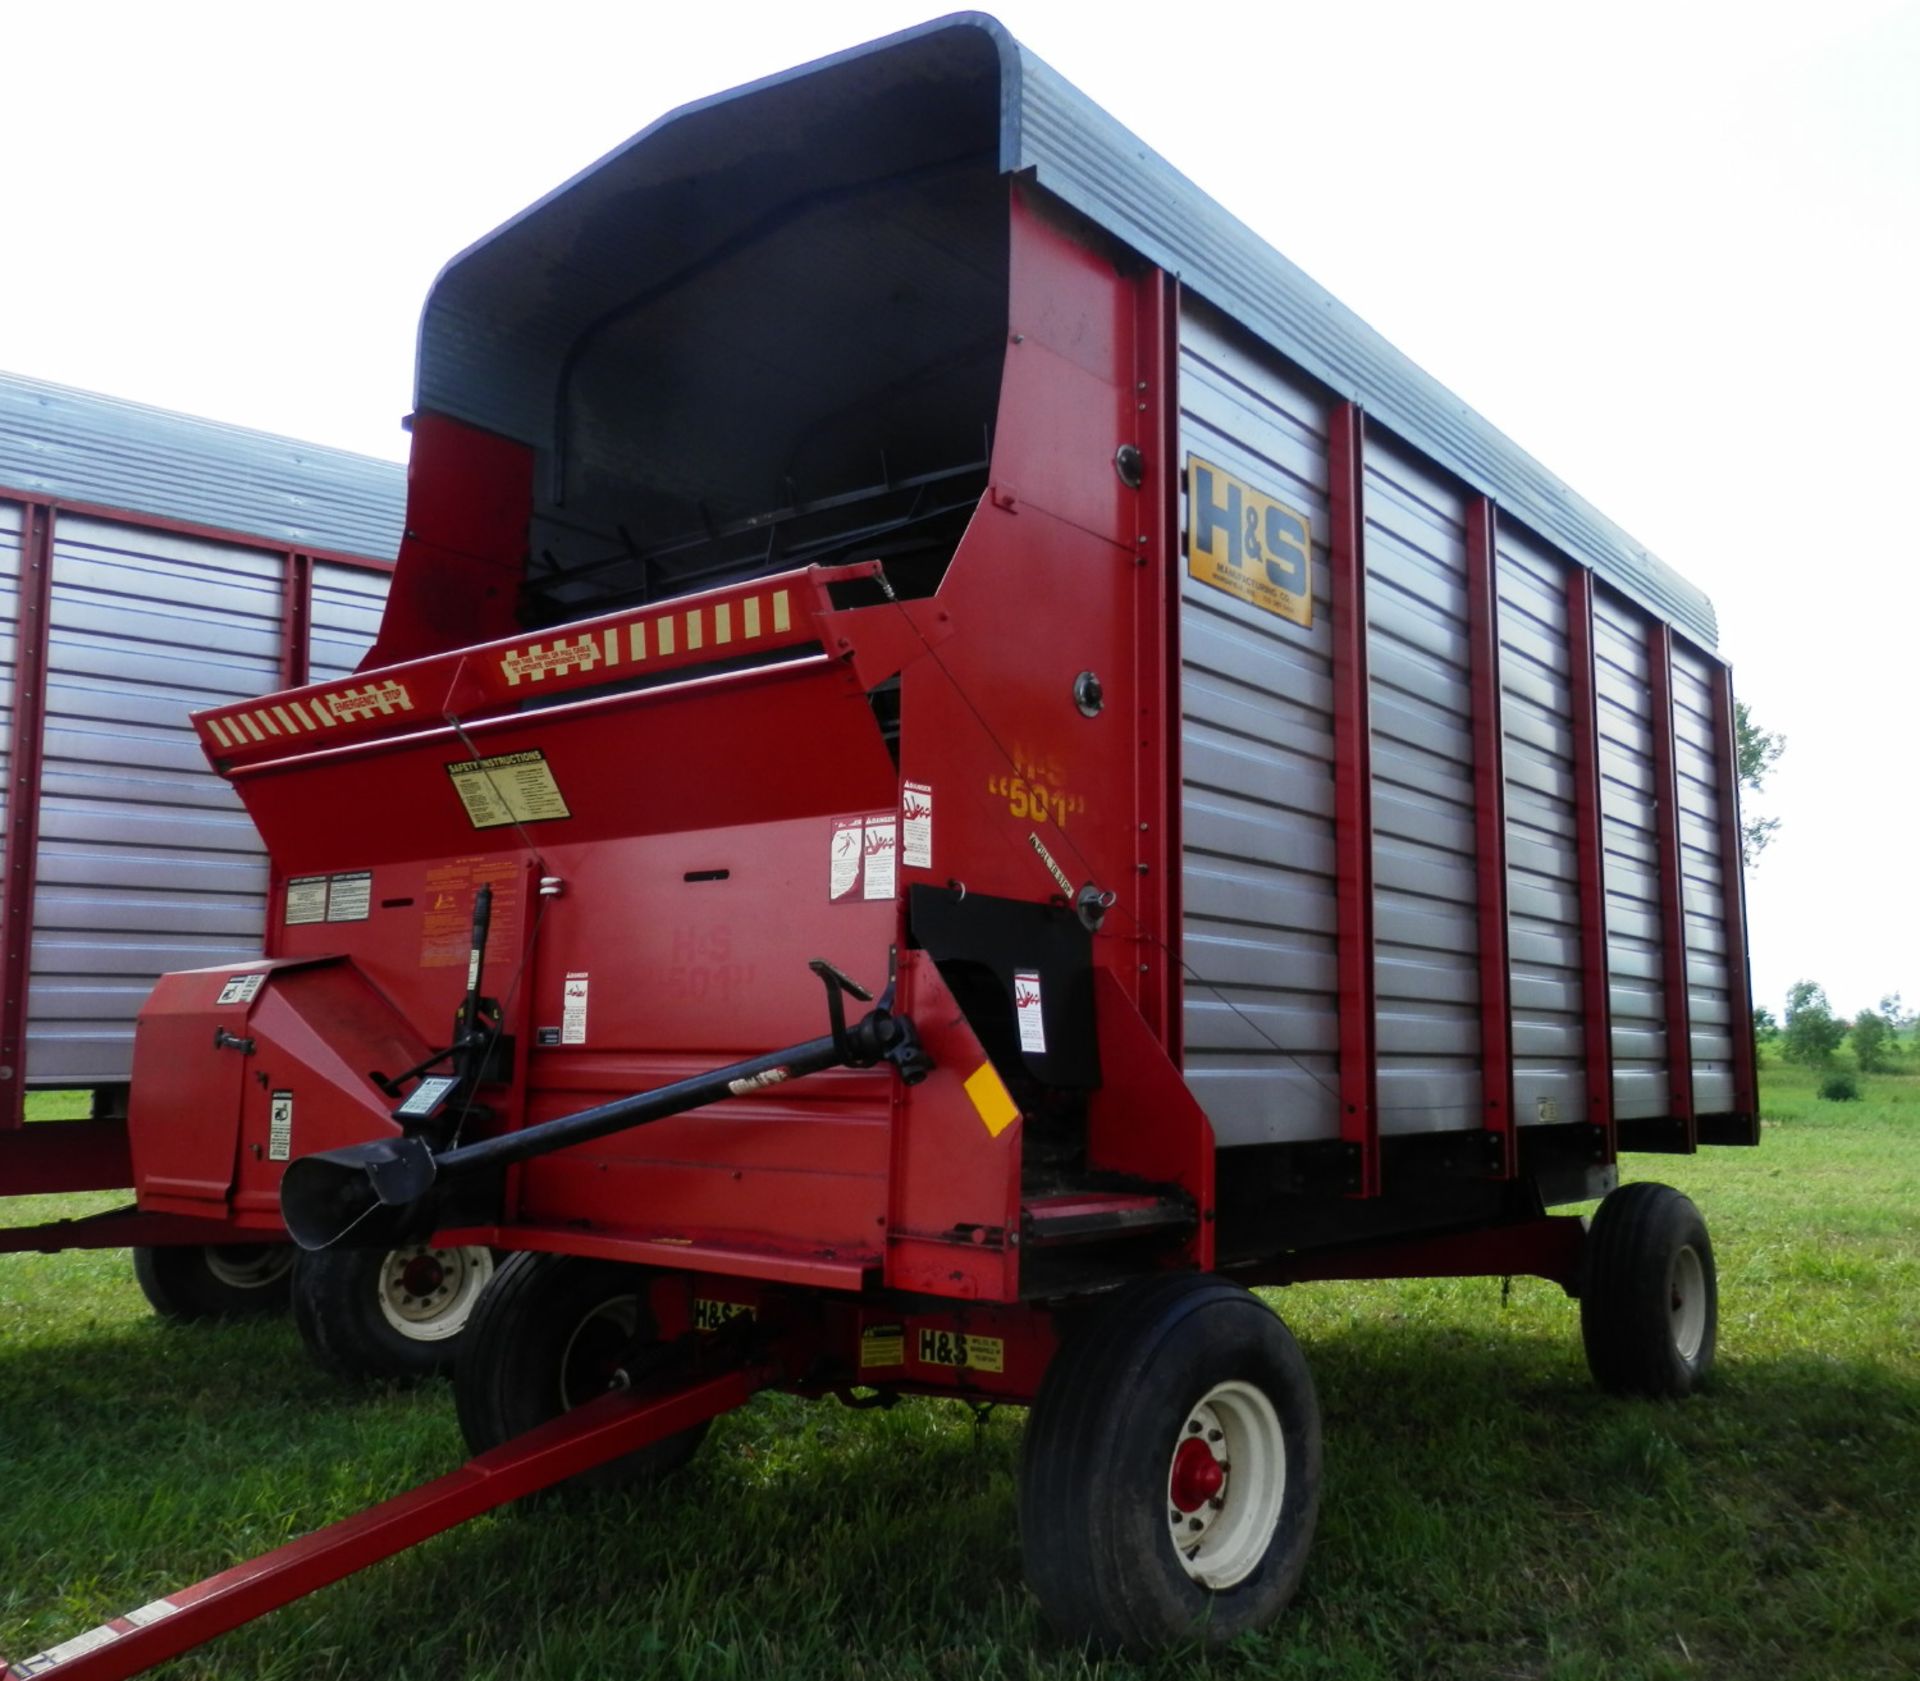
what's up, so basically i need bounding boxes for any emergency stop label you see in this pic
[446,749,572,830]
[1186,454,1313,628]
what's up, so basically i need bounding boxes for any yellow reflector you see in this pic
[964,1061,1019,1138]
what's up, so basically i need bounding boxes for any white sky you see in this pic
[2,0,1914,1018]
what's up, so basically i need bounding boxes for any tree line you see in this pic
[1756,983,1916,1073]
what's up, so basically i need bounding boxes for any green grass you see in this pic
[3,1069,1917,1679]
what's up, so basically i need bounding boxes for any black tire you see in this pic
[453,1253,708,1489]
[132,1242,294,1321]
[1580,1181,1717,1398]
[292,1243,496,1382]
[1019,1274,1322,1653]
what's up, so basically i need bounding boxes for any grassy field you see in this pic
[3,1068,1916,1680]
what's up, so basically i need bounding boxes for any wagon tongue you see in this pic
[281,958,931,1251]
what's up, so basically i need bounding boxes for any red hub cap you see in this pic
[399,1254,446,1297]
[1170,1437,1225,1512]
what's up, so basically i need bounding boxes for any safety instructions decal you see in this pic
[561,973,589,1045]
[829,813,899,901]
[284,876,328,925]
[1015,971,1046,1053]
[1185,453,1313,628]
[326,871,372,922]
[446,749,572,831]
[268,1092,294,1162]
[902,781,933,868]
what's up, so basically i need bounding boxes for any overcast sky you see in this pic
[2,0,1914,1018]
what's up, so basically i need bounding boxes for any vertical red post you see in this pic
[1708,661,1759,1137]
[0,502,55,1122]
[1647,622,1696,1146]
[281,550,313,689]
[1328,403,1378,1196]
[1131,270,1183,1057]
[1564,569,1615,1162]
[1465,498,1516,1178]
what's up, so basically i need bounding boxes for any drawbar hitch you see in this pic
[281,954,930,1251]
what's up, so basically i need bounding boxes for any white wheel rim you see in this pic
[203,1245,295,1291]
[375,1245,495,1343]
[1166,1380,1287,1590]
[1670,1244,1707,1362]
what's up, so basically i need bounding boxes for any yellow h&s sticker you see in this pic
[1186,454,1313,627]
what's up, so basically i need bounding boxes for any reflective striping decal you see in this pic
[656,615,675,656]
[772,590,791,633]
[603,626,620,666]
[237,712,265,742]
[254,709,282,736]
[744,596,762,638]
[289,698,319,730]
[685,609,703,652]
[206,715,232,747]
[964,1060,1019,1137]
[714,601,732,645]
[629,620,647,660]
[271,705,299,733]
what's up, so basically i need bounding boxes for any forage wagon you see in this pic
[3,13,1753,1674]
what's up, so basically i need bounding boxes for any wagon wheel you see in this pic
[292,1243,496,1382]
[453,1252,709,1489]
[1581,1180,1718,1398]
[133,1243,295,1320]
[1019,1274,1321,1651]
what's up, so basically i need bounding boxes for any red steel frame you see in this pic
[1464,497,1516,1177]
[1564,568,1616,1161]
[1646,621,1697,1145]
[1708,661,1759,1132]
[1327,403,1379,1196]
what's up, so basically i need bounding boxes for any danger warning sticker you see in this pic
[446,749,572,830]
[1015,971,1046,1054]
[561,973,589,1044]
[902,781,933,869]
[829,813,900,901]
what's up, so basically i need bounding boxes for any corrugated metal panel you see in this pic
[415,13,1717,650]
[27,516,282,1084]
[1592,591,1668,1119]
[1363,433,1480,1135]
[1177,300,1341,1147]
[310,561,389,684]
[1495,523,1589,1128]
[1670,644,1736,1113]
[0,371,405,563]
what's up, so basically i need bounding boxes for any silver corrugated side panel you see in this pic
[310,561,388,684]
[1592,592,1669,1119]
[1669,645,1737,1113]
[1178,300,1342,1147]
[1496,523,1589,1128]
[1363,433,1483,1136]
[28,516,286,1083]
